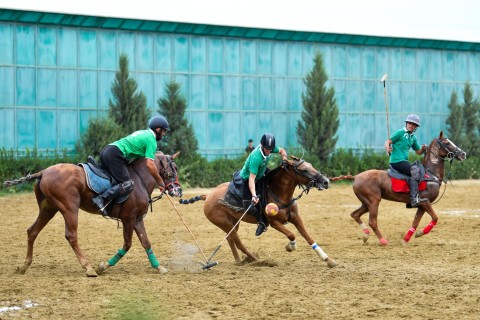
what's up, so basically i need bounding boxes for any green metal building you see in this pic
[1,9,479,159]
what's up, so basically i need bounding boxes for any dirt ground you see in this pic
[0,180,479,320]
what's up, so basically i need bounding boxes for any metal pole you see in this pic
[381,74,391,155]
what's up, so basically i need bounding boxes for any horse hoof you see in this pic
[402,240,410,246]
[85,267,99,277]
[326,258,338,268]
[157,266,168,274]
[96,261,109,275]
[285,243,296,252]
[362,233,369,244]
[16,266,28,275]
[379,238,389,246]
[415,230,424,238]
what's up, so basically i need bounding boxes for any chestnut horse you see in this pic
[331,131,466,246]
[181,156,338,268]
[3,152,182,277]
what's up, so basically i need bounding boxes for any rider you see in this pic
[92,116,169,215]
[385,114,428,207]
[239,133,288,236]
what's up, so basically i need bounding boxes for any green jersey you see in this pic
[389,128,420,163]
[111,129,157,161]
[240,145,281,181]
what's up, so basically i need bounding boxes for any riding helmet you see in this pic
[149,116,169,130]
[260,133,276,150]
[404,114,420,127]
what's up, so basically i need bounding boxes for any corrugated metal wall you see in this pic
[1,17,479,159]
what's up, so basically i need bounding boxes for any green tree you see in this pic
[109,54,151,134]
[462,82,480,156]
[297,51,339,162]
[157,81,199,161]
[76,116,123,158]
[446,90,463,144]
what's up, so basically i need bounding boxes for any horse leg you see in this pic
[62,210,98,277]
[226,228,257,264]
[350,203,371,244]
[415,202,438,238]
[97,217,135,275]
[402,207,425,244]
[17,205,57,275]
[366,201,389,246]
[269,220,297,251]
[134,219,167,274]
[286,215,338,268]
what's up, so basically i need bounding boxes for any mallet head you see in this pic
[380,74,388,82]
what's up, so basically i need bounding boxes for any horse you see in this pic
[330,131,466,246]
[180,156,338,268]
[3,151,182,277]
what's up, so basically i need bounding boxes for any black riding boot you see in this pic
[409,179,428,207]
[242,200,267,236]
[92,180,134,216]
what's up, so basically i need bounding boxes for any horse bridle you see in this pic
[157,155,178,190]
[430,138,466,162]
[266,160,327,222]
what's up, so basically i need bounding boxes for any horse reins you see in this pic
[424,138,460,204]
[266,160,321,222]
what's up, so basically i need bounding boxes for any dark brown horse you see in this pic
[181,156,338,268]
[3,151,182,277]
[331,131,466,246]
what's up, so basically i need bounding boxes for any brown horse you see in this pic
[181,156,338,268]
[3,151,182,277]
[331,131,466,246]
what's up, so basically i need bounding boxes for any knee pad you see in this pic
[410,165,421,181]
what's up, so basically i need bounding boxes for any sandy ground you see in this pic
[0,180,479,320]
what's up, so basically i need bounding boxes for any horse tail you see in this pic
[330,175,355,182]
[3,171,43,188]
[178,195,206,204]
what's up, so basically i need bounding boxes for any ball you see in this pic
[265,203,279,216]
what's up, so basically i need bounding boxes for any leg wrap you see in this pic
[422,221,437,234]
[312,243,328,261]
[403,227,416,242]
[146,248,160,269]
[108,248,127,266]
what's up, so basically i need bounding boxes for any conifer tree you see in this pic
[446,91,463,145]
[109,54,151,134]
[157,81,199,161]
[297,51,339,162]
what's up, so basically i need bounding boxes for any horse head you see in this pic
[430,131,467,162]
[155,151,182,197]
[284,156,330,191]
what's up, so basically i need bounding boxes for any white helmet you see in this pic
[405,114,420,127]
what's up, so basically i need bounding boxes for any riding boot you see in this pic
[409,179,428,207]
[92,180,134,216]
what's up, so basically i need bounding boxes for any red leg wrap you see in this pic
[422,221,437,234]
[403,227,416,242]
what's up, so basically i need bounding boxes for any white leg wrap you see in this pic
[360,223,368,230]
[312,243,328,261]
[288,240,297,251]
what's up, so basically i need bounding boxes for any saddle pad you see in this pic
[79,163,111,194]
[391,177,427,193]
[79,163,129,204]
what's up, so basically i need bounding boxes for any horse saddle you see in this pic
[222,171,265,215]
[78,156,128,204]
[387,164,428,193]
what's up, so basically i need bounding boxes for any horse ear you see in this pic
[172,151,180,159]
[290,155,300,161]
[439,130,444,139]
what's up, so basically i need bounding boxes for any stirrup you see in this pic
[92,196,109,217]
[410,195,428,208]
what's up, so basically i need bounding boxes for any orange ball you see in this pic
[265,203,279,216]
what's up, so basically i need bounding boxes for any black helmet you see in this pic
[260,133,275,150]
[149,116,169,131]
